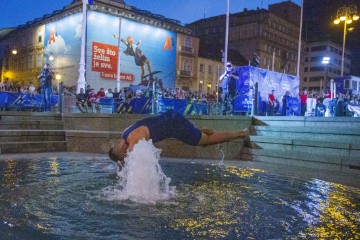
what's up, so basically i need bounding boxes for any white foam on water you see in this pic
[101,139,176,204]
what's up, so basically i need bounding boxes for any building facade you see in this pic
[187,1,301,76]
[196,57,222,95]
[302,41,351,91]
[175,33,199,91]
[0,0,201,92]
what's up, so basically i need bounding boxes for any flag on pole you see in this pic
[82,0,93,5]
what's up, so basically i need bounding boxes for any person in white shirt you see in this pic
[0,79,4,91]
[106,89,114,98]
[28,82,36,98]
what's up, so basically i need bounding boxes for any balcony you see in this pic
[181,45,193,53]
[180,46,194,57]
[179,70,192,77]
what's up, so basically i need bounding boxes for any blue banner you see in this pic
[234,66,300,115]
[0,92,58,110]
[158,98,207,115]
[286,96,301,116]
[113,97,207,115]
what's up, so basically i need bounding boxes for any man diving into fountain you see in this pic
[108,110,250,169]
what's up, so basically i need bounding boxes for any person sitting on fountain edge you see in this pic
[108,109,250,169]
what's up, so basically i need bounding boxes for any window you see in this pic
[352,81,358,91]
[207,84,211,93]
[311,46,326,52]
[309,76,323,82]
[183,60,192,71]
[304,67,308,72]
[27,55,33,68]
[184,36,192,48]
[310,56,323,62]
[37,31,43,43]
[303,77,308,82]
[305,57,309,62]
[36,54,43,67]
[310,66,325,72]
[199,64,204,73]
[208,65,212,74]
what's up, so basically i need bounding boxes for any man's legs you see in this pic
[229,92,235,115]
[145,59,151,75]
[141,65,145,82]
[301,104,306,116]
[197,128,249,146]
[222,93,228,115]
[44,87,52,112]
[42,88,50,112]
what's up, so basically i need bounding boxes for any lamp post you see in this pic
[55,73,63,113]
[55,73,62,93]
[224,0,230,67]
[333,4,359,77]
[322,56,330,92]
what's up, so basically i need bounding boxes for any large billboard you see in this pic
[44,13,82,87]
[86,11,177,90]
[44,11,177,91]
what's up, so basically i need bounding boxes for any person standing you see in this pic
[219,62,239,115]
[38,63,54,112]
[268,89,276,116]
[281,91,290,116]
[299,89,308,116]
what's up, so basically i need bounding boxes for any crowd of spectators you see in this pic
[304,89,360,117]
[2,77,360,116]
[73,84,221,113]
[0,77,63,95]
[0,78,41,95]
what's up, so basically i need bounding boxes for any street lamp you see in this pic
[11,46,17,55]
[333,4,359,77]
[55,74,62,81]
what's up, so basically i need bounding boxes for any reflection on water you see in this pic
[0,157,359,239]
[301,180,360,239]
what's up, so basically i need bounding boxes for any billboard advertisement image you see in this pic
[44,13,82,87]
[86,11,177,90]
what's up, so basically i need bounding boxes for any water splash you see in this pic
[217,144,225,169]
[101,139,176,204]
